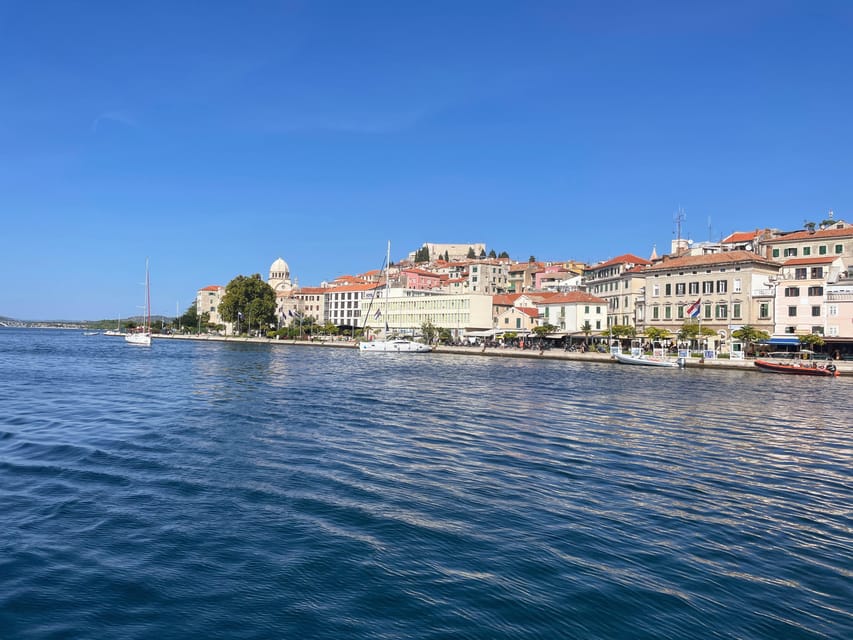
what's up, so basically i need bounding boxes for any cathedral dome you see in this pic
[270,257,290,277]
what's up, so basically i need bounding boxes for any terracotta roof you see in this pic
[589,253,651,270]
[534,291,607,305]
[493,293,524,306]
[199,285,223,291]
[643,250,778,271]
[516,307,540,318]
[295,287,327,295]
[781,256,841,266]
[764,226,853,243]
[722,230,761,244]
[324,282,382,293]
[402,268,440,277]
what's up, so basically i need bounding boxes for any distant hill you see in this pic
[0,314,173,328]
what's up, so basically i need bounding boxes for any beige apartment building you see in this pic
[196,285,225,327]
[585,254,652,329]
[637,250,780,350]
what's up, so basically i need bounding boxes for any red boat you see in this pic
[754,351,839,377]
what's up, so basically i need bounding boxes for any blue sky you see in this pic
[2,1,852,320]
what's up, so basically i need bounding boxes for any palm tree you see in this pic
[731,325,769,356]
[581,320,593,346]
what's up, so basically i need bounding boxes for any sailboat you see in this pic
[104,314,123,336]
[125,259,152,346]
[358,242,432,353]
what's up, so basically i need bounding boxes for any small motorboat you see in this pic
[614,352,684,368]
[754,351,839,377]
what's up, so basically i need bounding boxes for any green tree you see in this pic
[322,322,339,336]
[479,248,486,258]
[438,327,452,344]
[678,321,717,348]
[488,249,497,259]
[498,251,509,259]
[731,325,770,353]
[645,326,672,343]
[218,274,276,334]
[420,320,438,344]
[444,250,450,261]
[610,324,636,339]
[467,247,476,259]
[179,301,199,332]
[581,320,593,345]
[529,255,536,263]
[533,323,556,338]
[800,332,825,350]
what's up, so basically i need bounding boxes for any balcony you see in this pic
[752,288,776,297]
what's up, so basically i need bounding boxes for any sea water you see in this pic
[1,328,851,639]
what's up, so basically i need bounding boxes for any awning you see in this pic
[764,336,801,346]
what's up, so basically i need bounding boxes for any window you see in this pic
[652,285,660,297]
[783,247,798,257]
[807,286,824,296]
[784,286,800,297]
[828,304,838,316]
[677,306,684,319]
[652,306,659,320]
[772,248,780,258]
[675,283,685,295]
[704,304,712,319]
[733,303,742,319]
[665,306,671,319]
[715,304,727,319]
[595,321,601,329]
[596,307,601,314]
[795,268,807,280]
[811,306,821,317]
[703,281,714,294]
[811,326,823,334]
[810,267,823,279]
[785,326,795,334]
[788,306,797,317]
[516,318,521,328]
[759,303,770,319]
[584,305,589,313]
[716,280,727,294]
[819,245,827,255]
[835,244,843,254]
[733,278,742,293]
[665,283,672,296]
[803,247,811,256]
[689,282,699,295]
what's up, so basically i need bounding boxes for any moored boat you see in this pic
[754,351,838,377]
[359,337,432,353]
[614,352,684,368]
[357,241,432,354]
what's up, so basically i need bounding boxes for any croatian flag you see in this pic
[374,308,382,320]
[686,298,701,318]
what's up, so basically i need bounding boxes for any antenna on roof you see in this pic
[674,208,686,240]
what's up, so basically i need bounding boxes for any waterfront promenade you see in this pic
[155,334,853,376]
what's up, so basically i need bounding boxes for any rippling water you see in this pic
[1,328,851,639]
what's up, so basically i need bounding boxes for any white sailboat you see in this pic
[125,259,152,346]
[358,242,432,353]
[104,314,123,336]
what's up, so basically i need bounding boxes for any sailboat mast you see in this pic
[384,241,391,334]
[145,258,151,333]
